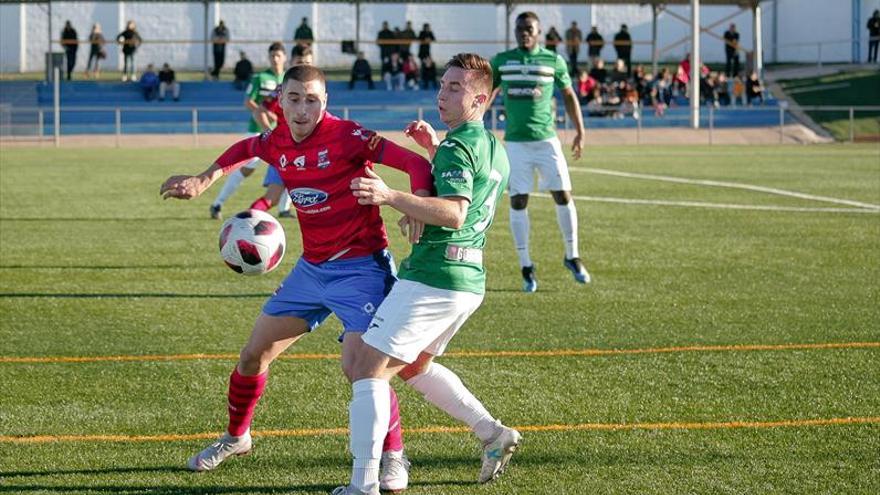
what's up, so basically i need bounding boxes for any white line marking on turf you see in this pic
[531,193,879,214]
[784,82,851,95]
[569,167,880,211]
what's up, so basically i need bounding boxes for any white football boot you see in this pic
[331,485,380,495]
[479,423,522,483]
[187,430,252,472]
[379,450,410,493]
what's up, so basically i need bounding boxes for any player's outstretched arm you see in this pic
[160,163,224,200]
[351,168,467,229]
[561,86,585,160]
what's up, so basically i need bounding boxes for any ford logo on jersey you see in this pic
[290,188,329,208]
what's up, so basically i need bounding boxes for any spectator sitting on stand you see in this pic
[402,54,419,89]
[575,69,597,104]
[140,64,159,101]
[732,74,745,106]
[158,63,180,101]
[233,51,253,90]
[420,55,438,89]
[382,51,405,90]
[610,59,628,84]
[588,58,608,84]
[746,71,764,105]
[349,51,374,89]
[716,74,731,106]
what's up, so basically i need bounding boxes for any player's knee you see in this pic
[551,190,571,205]
[510,194,529,210]
[238,346,270,375]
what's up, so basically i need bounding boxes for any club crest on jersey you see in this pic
[290,187,329,207]
[293,155,306,169]
[317,149,331,169]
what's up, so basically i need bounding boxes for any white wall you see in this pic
[0,0,871,73]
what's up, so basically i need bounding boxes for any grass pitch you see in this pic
[1,143,879,494]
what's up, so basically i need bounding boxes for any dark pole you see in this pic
[356,0,361,52]
[204,0,209,80]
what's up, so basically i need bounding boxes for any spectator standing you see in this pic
[294,17,314,46]
[233,51,253,90]
[417,23,435,60]
[140,64,159,101]
[382,51,405,90]
[746,71,763,105]
[868,10,880,63]
[399,21,416,59]
[564,21,583,74]
[117,20,142,82]
[377,21,395,60]
[545,26,562,52]
[420,55,437,89]
[86,23,106,79]
[158,63,180,101]
[61,21,78,80]
[613,24,632,76]
[212,20,229,80]
[586,26,604,62]
[723,23,740,77]
[349,51,375,89]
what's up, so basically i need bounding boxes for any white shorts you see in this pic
[505,137,572,196]
[361,279,484,364]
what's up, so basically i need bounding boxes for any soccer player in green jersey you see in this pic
[491,11,591,292]
[333,53,519,495]
[210,42,290,219]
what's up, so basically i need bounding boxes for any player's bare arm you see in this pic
[561,86,585,160]
[161,163,224,200]
[351,168,468,229]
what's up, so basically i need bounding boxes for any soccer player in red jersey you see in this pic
[160,65,432,492]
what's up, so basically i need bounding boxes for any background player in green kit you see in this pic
[333,53,519,495]
[210,42,292,219]
[491,11,591,292]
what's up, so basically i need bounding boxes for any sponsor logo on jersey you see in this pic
[278,154,288,169]
[352,127,375,142]
[317,149,331,169]
[293,155,306,169]
[290,187,329,208]
[507,86,543,99]
[440,169,472,184]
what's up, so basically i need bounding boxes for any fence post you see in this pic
[417,106,424,122]
[636,104,642,145]
[708,105,714,146]
[38,109,44,140]
[343,107,350,121]
[849,107,855,143]
[778,106,785,144]
[53,67,60,147]
[192,108,199,147]
[817,42,823,68]
[491,107,497,132]
[115,108,121,148]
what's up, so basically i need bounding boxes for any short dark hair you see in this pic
[268,42,285,54]
[282,64,326,87]
[291,43,312,59]
[445,53,493,94]
[516,11,540,24]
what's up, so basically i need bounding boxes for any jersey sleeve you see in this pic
[215,131,272,173]
[431,139,474,201]
[245,74,261,102]
[555,53,572,90]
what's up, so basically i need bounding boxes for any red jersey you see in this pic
[216,112,432,264]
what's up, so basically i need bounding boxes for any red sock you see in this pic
[249,196,272,211]
[226,368,268,437]
[383,386,404,452]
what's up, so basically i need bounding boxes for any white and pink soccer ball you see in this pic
[218,210,286,275]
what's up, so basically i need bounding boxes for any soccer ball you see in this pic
[218,210,286,275]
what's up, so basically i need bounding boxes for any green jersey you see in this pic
[245,68,285,133]
[490,46,571,142]
[398,121,510,294]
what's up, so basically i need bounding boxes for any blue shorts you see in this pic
[262,250,397,340]
[263,165,284,187]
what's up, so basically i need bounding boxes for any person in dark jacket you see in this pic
[349,51,374,89]
[545,26,562,52]
[61,21,78,80]
[85,23,106,79]
[399,21,416,59]
[116,20,142,82]
[420,55,437,89]
[613,24,632,76]
[294,17,314,46]
[212,20,229,79]
[158,63,180,101]
[586,26,604,62]
[868,10,880,63]
[233,51,253,90]
[377,21,396,60]
[723,23,740,77]
[417,23,435,60]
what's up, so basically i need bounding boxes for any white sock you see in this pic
[509,208,532,268]
[555,201,579,259]
[405,363,498,443]
[349,378,389,493]
[213,161,256,207]
[277,188,292,213]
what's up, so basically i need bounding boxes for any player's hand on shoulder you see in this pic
[160,175,208,200]
[404,120,439,151]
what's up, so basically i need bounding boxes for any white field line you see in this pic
[531,193,878,214]
[784,82,851,95]
[569,167,880,211]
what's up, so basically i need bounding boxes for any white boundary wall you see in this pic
[1,0,878,73]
